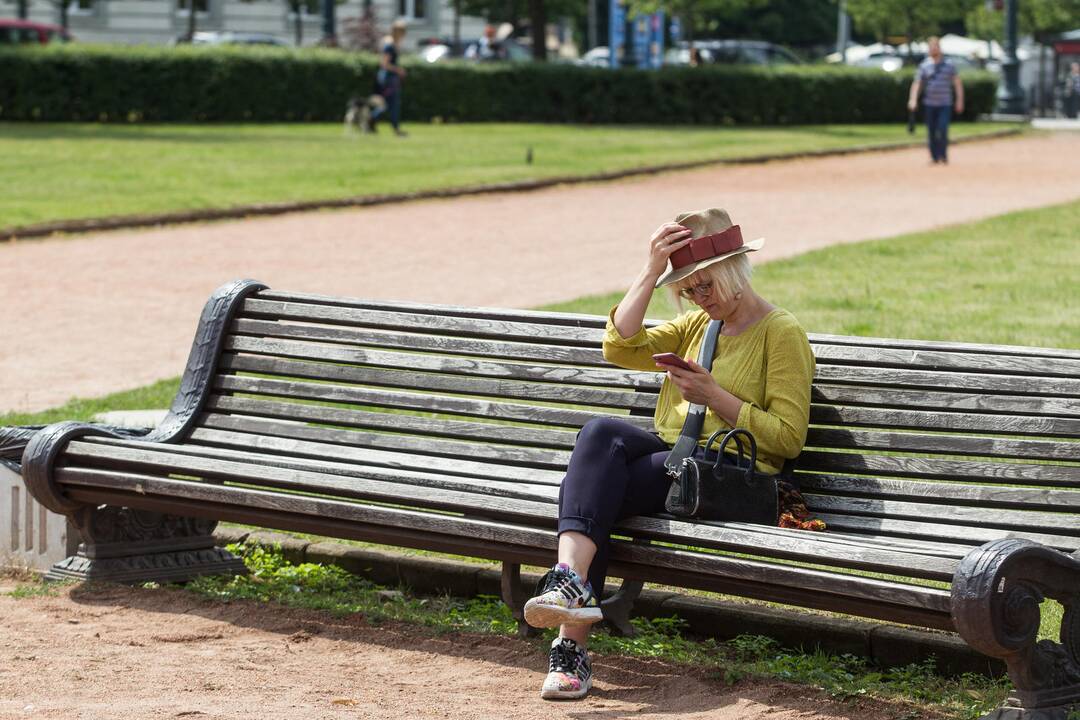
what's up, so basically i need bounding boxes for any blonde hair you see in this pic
[669,253,753,312]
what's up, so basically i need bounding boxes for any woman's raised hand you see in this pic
[646,223,692,278]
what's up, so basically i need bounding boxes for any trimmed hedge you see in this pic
[0,44,997,124]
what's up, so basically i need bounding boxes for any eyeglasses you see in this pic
[677,281,714,300]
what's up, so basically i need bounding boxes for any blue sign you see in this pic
[669,16,681,43]
[633,14,649,68]
[650,10,665,69]
[609,0,626,68]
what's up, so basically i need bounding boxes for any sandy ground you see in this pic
[2,132,1080,414]
[0,580,937,720]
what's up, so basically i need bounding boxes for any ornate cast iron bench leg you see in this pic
[601,578,644,637]
[952,539,1080,720]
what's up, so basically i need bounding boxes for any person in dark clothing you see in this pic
[1065,62,1080,119]
[371,19,408,137]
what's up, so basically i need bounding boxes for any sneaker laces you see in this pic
[536,564,592,604]
[549,639,583,675]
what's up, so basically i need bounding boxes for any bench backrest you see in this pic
[194,290,1080,553]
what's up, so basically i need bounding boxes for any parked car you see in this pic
[576,45,610,68]
[0,19,71,45]
[419,37,531,63]
[182,31,289,46]
[667,39,802,66]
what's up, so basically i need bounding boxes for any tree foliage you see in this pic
[966,0,1080,42]
[845,0,980,41]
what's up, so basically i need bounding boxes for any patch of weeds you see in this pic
[186,543,520,634]
[726,638,1010,720]
[589,615,724,663]
[0,564,39,582]
[7,580,66,599]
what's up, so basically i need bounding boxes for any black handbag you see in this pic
[664,427,780,525]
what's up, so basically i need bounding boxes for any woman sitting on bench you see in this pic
[524,207,816,701]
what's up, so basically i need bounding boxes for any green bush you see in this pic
[0,44,997,124]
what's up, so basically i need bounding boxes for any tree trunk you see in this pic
[529,0,546,61]
[294,0,302,46]
[453,0,460,51]
[187,0,197,41]
[60,0,69,30]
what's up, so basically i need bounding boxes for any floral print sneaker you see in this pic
[540,637,593,700]
[523,563,603,629]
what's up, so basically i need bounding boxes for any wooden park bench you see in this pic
[17,279,1080,720]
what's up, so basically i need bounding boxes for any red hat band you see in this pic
[668,225,745,270]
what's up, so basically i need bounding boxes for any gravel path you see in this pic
[2,131,1079,415]
[0,581,939,720]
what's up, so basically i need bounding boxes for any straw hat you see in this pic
[655,208,764,288]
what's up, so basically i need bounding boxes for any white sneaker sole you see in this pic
[524,599,603,629]
[540,675,592,701]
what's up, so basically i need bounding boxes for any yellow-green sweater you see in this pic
[602,306,816,474]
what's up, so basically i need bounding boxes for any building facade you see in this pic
[20,0,486,48]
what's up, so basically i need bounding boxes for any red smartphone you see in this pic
[652,353,693,371]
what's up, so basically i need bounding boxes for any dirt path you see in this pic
[2,132,1079,415]
[0,581,934,720]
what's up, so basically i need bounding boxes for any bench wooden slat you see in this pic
[805,332,1080,361]
[810,343,1080,378]
[809,405,1080,438]
[812,385,1080,418]
[241,299,606,347]
[57,467,954,620]
[805,494,1080,534]
[813,512,1080,552]
[225,335,658,391]
[215,375,653,431]
[220,352,658,411]
[185,429,565,484]
[797,451,1080,487]
[258,290,613,329]
[207,395,580,449]
[706,521,972,558]
[814,365,1080,398]
[200,413,573,469]
[232,319,611,367]
[805,427,1079,461]
[798,474,1080,512]
[613,542,953,616]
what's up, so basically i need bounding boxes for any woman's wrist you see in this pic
[706,385,742,426]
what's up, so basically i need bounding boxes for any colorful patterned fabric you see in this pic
[777,480,826,531]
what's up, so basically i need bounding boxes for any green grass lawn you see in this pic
[0,121,1017,229]
[544,199,1080,350]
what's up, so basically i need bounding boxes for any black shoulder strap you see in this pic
[663,319,723,477]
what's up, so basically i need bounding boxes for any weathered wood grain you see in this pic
[215,375,654,430]
[206,395,580,449]
[219,350,657,410]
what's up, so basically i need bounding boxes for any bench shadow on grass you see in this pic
[66,581,895,720]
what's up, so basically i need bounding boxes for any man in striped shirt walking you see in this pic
[907,37,965,164]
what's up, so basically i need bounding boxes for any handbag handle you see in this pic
[702,427,758,474]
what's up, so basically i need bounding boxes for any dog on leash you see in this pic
[343,94,387,135]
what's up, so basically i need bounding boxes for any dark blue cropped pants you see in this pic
[557,417,677,597]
